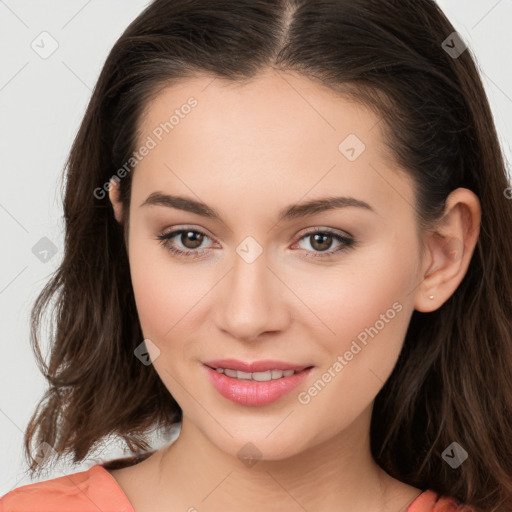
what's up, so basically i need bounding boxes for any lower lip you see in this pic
[204,365,313,407]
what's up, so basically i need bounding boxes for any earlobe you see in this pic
[108,178,124,223]
[414,188,481,313]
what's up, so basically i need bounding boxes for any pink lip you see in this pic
[203,363,313,407]
[203,358,310,373]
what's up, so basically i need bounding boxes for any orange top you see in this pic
[0,463,473,512]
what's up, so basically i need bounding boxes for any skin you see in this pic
[108,68,481,512]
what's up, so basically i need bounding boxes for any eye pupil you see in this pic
[182,231,203,249]
[311,233,332,251]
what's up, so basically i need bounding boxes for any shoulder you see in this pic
[0,465,133,512]
[408,490,474,512]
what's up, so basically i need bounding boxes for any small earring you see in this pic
[429,295,434,300]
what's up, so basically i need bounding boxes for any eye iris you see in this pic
[311,233,332,251]
[182,231,203,249]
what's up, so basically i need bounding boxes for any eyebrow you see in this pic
[140,192,376,222]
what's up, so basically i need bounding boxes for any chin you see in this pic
[206,426,313,465]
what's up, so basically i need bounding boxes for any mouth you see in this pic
[204,365,312,381]
[203,358,313,379]
[203,359,314,406]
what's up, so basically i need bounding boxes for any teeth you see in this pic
[253,371,273,381]
[215,368,301,381]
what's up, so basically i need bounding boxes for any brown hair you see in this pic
[24,1,512,510]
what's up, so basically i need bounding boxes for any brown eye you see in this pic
[157,227,355,260]
[294,228,355,259]
[157,228,213,258]
[179,230,204,249]
[309,233,334,252]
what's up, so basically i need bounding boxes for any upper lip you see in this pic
[203,359,312,373]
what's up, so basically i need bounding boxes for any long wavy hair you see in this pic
[24,1,512,510]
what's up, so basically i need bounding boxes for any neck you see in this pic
[150,407,419,512]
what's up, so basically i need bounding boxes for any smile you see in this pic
[203,363,313,406]
[211,367,301,381]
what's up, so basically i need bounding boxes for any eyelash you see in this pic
[156,226,356,260]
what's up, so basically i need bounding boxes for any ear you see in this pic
[108,178,124,223]
[414,187,481,312]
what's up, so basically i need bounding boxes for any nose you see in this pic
[215,248,291,343]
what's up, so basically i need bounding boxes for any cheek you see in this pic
[306,239,417,379]
[127,228,185,340]
[292,249,414,434]
[130,262,197,346]
[127,229,217,362]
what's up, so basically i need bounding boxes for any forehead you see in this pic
[132,69,415,222]
[138,69,386,157]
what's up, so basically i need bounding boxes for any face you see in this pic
[118,69,426,461]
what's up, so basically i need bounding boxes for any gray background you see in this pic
[1,0,511,495]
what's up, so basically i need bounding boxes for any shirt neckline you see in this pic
[94,464,137,511]
[94,463,432,511]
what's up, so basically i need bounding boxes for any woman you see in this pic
[2,0,511,511]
